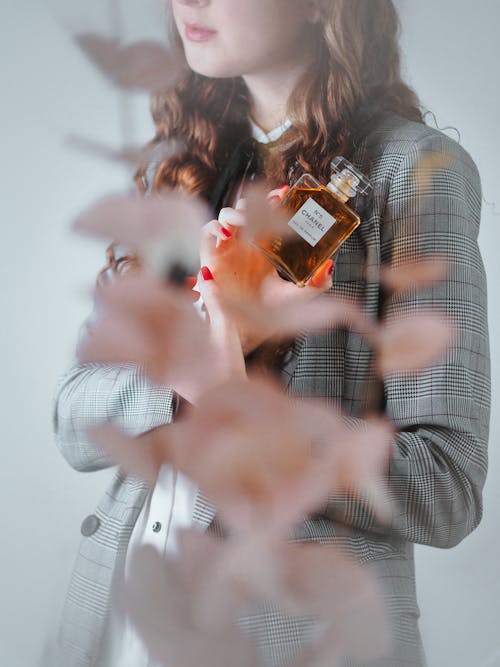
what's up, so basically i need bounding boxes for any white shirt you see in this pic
[249,117,292,144]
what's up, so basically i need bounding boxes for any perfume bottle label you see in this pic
[287,197,337,247]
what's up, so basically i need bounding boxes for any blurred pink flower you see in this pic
[125,530,390,667]
[380,257,448,293]
[167,376,319,533]
[89,374,393,536]
[123,542,262,667]
[75,34,187,91]
[300,406,394,524]
[221,291,367,342]
[241,183,295,241]
[65,133,184,169]
[73,191,207,280]
[270,541,390,663]
[89,422,170,484]
[375,311,454,375]
[78,273,212,387]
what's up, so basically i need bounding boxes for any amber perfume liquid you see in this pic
[257,174,361,287]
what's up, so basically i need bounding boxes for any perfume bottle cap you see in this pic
[327,156,372,201]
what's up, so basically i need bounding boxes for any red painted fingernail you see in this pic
[221,227,232,238]
[277,185,289,193]
[328,260,334,276]
[201,266,214,281]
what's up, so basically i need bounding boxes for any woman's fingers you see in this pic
[267,185,290,207]
[197,265,233,328]
[257,258,334,315]
[307,258,334,292]
[218,207,246,228]
[200,205,245,253]
[200,219,233,249]
[201,189,287,250]
[200,266,214,282]
[197,266,247,378]
[264,258,334,301]
[197,266,224,323]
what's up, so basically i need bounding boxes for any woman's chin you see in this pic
[183,53,242,79]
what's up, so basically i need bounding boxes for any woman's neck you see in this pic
[242,55,313,133]
[246,82,290,134]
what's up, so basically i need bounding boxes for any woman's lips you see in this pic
[184,22,217,43]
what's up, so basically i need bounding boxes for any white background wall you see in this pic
[0,1,498,665]
[396,2,500,666]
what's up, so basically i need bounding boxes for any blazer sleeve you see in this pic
[327,131,490,548]
[53,320,178,473]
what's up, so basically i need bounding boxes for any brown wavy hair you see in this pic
[103,0,422,278]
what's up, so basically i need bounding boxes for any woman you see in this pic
[54,1,490,665]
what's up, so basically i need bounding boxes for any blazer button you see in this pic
[80,514,100,537]
[152,521,162,533]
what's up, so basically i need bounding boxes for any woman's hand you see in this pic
[199,198,274,301]
[167,265,247,405]
[197,265,247,381]
[199,187,334,354]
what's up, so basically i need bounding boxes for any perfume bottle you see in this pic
[255,157,372,287]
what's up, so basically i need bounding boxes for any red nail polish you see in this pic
[221,227,232,238]
[201,266,214,281]
[328,260,334,276]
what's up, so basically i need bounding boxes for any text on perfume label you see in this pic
[288,197,337,247]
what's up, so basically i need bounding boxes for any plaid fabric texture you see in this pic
[53,113,489,666]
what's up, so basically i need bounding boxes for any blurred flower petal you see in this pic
[65,133,184,169]
[278,543,391,662]
[89,423,170,483]
[376,311,453,374]
[242,183,294,242]
[82,367,392,537]
[78,273,213,386]
[413,151,453,191]
[187,532,390,665]
[73,191,207,279]
[188,533,280,631]
[380,258,448,293]
[65,134,154,167]
[75,34,187,91]
[290,403,394,524]
[160,377,393,535]
[222,291,368,341]
[124,544,263,667]
[170,379,310,521]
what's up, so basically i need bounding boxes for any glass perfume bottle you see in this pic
[255,157,372,287]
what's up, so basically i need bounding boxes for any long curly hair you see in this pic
[135,0,422,198]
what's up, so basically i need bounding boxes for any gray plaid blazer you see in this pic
[53,113,490,667]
